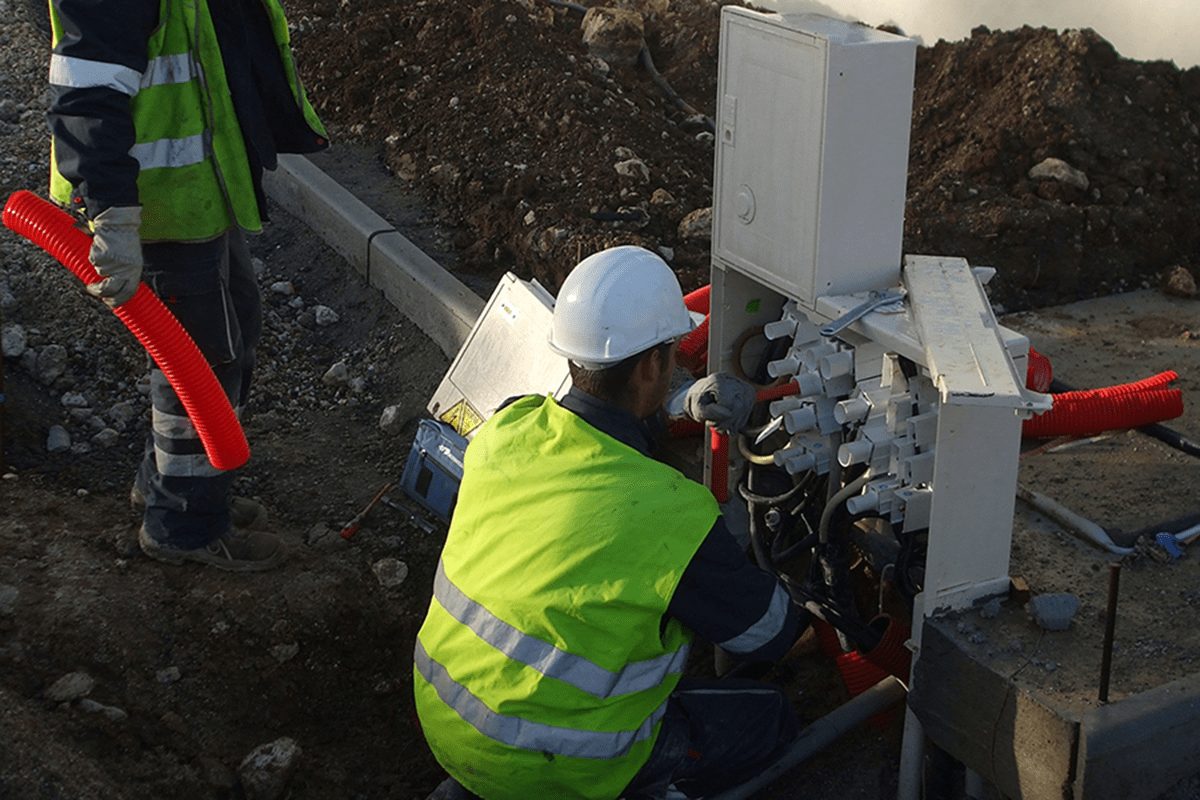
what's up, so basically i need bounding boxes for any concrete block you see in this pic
[1076,673,1200,800]
[911,618,1078,800]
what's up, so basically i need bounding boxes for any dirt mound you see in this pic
[290,0,1200,311]
[907,25,1200,310]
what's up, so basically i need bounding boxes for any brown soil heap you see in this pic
[290,0,1200,312]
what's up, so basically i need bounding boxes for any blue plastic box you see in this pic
[400,419,468,524]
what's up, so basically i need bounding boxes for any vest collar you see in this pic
[560,386,660,456]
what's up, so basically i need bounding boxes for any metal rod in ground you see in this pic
[1099,561,1122,703]
[707,675,907,800]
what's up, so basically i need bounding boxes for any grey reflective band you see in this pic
[49,54,142,96]
[153,451,223,477]
[153,409,198,439]
[434,560,689,698]
[142,53,196,88]
[415,638,665,760]
[131,133,207,171]
[717,582,791,654]
[151,410,221,477]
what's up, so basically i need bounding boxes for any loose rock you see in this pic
[1028,157,1090,191]
[239,737,302,800]
[371,557,410,588]
[45,671,96,703]
[46,425,70,454]
[677,207,712,241]
[581,7,645,67]
[314,305,340,327]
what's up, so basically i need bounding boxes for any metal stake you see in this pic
[1098,562,1121,703]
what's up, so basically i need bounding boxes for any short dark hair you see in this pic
[568,339,674,404]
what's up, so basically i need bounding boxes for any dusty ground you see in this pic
[2,0,1200,798]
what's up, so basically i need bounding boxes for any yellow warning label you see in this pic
[439,398,485,437]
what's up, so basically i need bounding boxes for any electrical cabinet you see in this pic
[713,8,916,306]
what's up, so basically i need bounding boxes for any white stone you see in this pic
[1028,157,1089,191]
[371,557,409,589]
[2,323,26,357]
[314,305,339,327]
[239,737,302,800]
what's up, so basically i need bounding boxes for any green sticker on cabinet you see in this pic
[745,299,761,313]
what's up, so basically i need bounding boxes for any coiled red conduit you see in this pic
[3,191,249,470]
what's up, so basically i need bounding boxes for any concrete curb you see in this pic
[262,154,484,359]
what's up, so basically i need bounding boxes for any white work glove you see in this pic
[86,205,143,308]
[684,372,756,434]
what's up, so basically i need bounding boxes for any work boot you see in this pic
[130,485,270,531]
[138,525,286,572]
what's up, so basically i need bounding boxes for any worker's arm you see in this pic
[47,0,159,218]
[669,517,804,663]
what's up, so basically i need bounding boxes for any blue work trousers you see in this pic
[134,230,261,549]
[623,677,799,799]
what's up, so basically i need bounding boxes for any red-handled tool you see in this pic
[340,482,393,539]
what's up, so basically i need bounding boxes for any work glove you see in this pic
[86,205,143,308]
[684,372,756,434]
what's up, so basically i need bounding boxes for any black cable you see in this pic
[638,46,716,134]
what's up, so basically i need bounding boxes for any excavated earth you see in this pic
[1,0,1200,798]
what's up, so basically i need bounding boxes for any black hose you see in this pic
[638,47,716,133]
[1049,377,1200,459]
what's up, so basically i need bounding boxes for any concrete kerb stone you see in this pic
[1075,672,1200,800]
[262,154,485,359]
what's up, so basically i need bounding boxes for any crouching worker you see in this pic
[414,246,809,800]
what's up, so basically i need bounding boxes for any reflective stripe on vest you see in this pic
[48,54,141,95]
[433,560,690,698]
[717,582,792,655]
[414,639,668,760]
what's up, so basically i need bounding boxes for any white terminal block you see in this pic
[835,395,871,425]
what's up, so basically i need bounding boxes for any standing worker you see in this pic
[46,0,328,570]
[414,246,809,800]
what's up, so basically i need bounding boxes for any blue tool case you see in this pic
[400,419,468,524]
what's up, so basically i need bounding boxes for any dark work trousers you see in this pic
[622,677,799,799]
[135,230,261,550]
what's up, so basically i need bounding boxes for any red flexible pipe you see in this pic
[677,284,711,376]
[3,191,249,470]
[710,428,729,503]
[1023,388,1182,438]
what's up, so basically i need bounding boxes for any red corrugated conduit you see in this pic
[1023,346,1182,438]
[3,190,249,470]
[677,284,710,375]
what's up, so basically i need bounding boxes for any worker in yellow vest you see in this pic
[46,0,327,570]
[415,246,808,800]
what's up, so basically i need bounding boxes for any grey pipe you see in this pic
[707,675,907,800]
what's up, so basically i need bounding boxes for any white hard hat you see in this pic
[548,245,701,369]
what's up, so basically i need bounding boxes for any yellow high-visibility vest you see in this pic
[415,394,719,799]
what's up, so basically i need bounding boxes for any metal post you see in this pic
[1098,562,1121,703]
